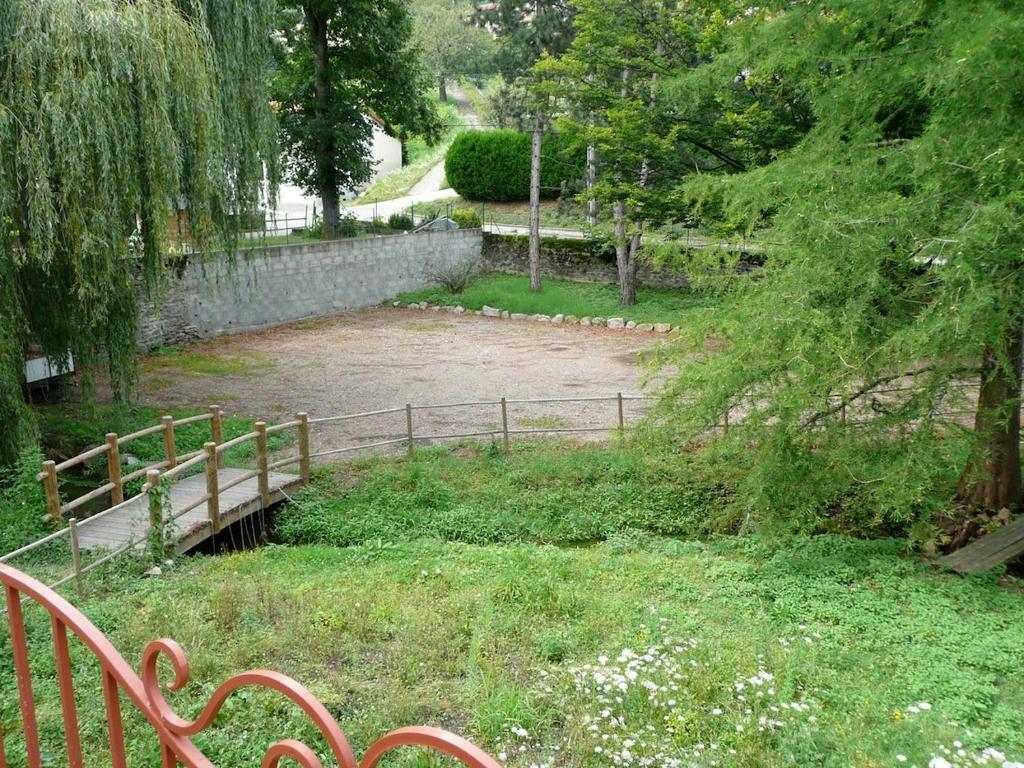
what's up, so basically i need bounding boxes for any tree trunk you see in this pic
[528,111,543,292]
[586,143,597,227]
[439,75,447,102]
[957,323,1023,511]
[306,5,339,237]
[613,200,637,305]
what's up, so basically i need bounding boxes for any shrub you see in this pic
[306,213,359,239]
[423,258,480,294]
[444,130,585,202]
[336,214,360,238]
[387,212,414,231]
[451,207,482,229]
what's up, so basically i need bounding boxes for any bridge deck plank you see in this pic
[937,516,1024,573]
[76,469,301,552]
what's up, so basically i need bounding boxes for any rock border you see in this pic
[391,301,676,334]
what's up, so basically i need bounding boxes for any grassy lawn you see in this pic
[277,443,727,547]
[5,441,1022,768]
[396,272,714,326]
[3,532,1021,767]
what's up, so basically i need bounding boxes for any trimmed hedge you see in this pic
[444,130,585,202]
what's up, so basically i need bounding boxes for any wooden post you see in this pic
[500,397,510,452]
[204,442,220,533]
[617,392,625,435]
[146,469,164,563]
[209,405,224,469]
[405,403,414,458]
[297,412,311,483]
[106,433,123,505]
[255,422,270,507]
[68,518,83,598]
[162,415,177,468]
[723,409,730,435]
[42,460,61,521]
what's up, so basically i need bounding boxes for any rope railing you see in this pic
[10,395,653,595]
[12,380,1002,598]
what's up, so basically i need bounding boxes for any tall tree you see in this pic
[0,0,278,465]
[540,0,700,304]
[476,0,575,82]
[653,0,1024,535]
[411,0,496,102]
[477,0,578,291]
[274,0,443,236]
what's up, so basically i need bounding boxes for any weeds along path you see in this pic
[125,308,661,458]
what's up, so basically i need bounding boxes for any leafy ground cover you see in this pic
[276,443,727,547]
[2,534,1021,768]
[395,273,714,326]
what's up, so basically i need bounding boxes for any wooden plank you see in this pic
[74,467,299,552]
[938,517,1024,573]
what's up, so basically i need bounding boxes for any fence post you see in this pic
[106,433,123,505]
[162,415,177,468]
[723,409,730,435]
[617,392,625,435]
[297,413,311,483]
[146,469,165,563]
[406,403,415,458]
[42,460,61,521]
[68,517,83,598]
[210,405,224,468]
[204,442,220,533]
[256,422,271,507]
[500,397,510,452]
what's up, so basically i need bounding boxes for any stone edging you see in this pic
[391,300,676,334]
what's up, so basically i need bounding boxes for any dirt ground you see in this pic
[134,308,665,458]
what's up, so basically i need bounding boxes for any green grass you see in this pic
[142,347,276,378]
[2,535,1021,768]
[276,443,728,548]
[396,272,715,326]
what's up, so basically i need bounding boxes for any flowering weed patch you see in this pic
[2,537,1020,767]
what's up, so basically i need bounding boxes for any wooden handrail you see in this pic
[116,423,165,444]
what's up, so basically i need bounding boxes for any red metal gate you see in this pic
[0,563,501,768]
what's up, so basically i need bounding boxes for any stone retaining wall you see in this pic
[480,233,692,288]
[138,229,482,349]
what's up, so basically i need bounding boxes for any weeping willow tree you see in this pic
[0,0,277,465]
[649,0,1024,542]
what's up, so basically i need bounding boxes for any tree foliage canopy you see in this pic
[646,0,1024,535]
[410,0,497,96]
[273,0,443,204]
[0,0,278,464]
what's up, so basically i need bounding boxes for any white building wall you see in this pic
[368,123,403,182]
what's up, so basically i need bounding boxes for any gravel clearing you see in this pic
[135,308,663,458]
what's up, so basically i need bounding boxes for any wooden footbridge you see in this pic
[23,407,313,576]
[2,395,653,593]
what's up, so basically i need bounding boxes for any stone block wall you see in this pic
[138,229,482,349]
[480,233,693,289]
